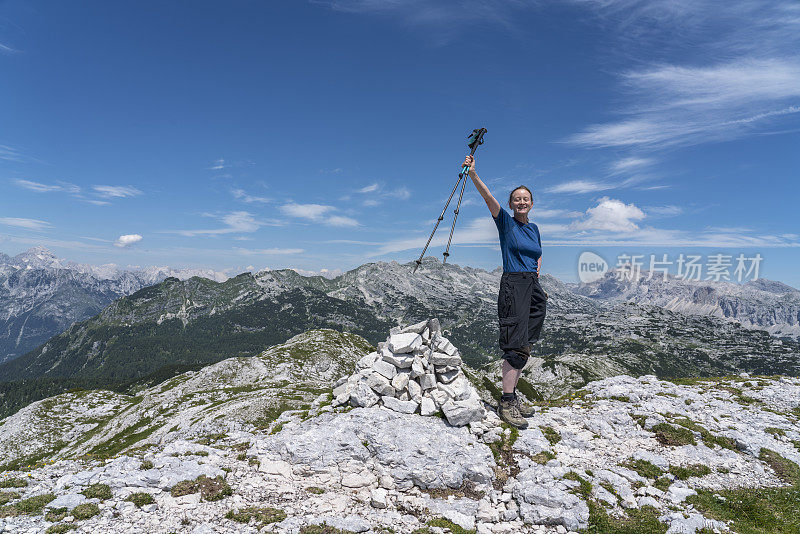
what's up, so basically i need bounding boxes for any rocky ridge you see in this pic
[0,324,799,533]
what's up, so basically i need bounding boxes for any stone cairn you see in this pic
[332,318,485,427]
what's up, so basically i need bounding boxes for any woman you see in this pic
[465,154,547,429]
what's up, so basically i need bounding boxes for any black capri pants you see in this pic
[498,271,547,369]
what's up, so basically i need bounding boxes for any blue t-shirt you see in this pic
[493,209,542,273]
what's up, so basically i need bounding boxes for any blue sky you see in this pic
[1,0,799,285]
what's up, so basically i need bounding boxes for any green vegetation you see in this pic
[532,450,556,464]
[80,483,112,500]
[426,517,476,534]
[540,426,561,445]
[0,491,20,505]
[71,502,100,519]
[306,486,326,494]
[651,422,696,446]
[759,449,800,485]
[0,477,28,488]
[299,525,357,534]
[623,459,663,479]
[45,507,69,521]
[688,485,800,534]
[0,492,55,517]
[585,504,667,534]
[671,417,738,450]
[170,475,232,501]
[126,492,155,508]
[225,506,286,526]
[669,464,711,480]
[45,525,77,534]
[88,417,161,459]
[140,459,154,469]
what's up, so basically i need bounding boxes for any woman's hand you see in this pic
[463,155,476,174]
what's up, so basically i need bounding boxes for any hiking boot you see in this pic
[498,398,529,429]
[513,396,536,417]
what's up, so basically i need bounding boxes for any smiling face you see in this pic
[508,187,532,219]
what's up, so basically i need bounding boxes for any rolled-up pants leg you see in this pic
[498,272,535,370]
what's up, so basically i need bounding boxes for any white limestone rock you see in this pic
[350,381,380,408]
[367,372,395,397]
[391,371,410,391]
[442,396,485,427]
[420,397,438,416]
[372,359,397,380]
[382,348,414,369]
[382,396,419,414]
[430,351,462,367]
[357,351,380,370]
[388,333,423,353]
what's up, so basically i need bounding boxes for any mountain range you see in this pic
[1,248,798,419]
[0,247,228,364]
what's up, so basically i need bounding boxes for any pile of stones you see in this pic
[332,318,485,427]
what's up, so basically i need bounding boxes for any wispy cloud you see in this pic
[545,180,615,194]
[280,202,359,227]
[231,188,270,204]
[233,247,305,256]
[0,43,17,54]
[92,185,143,199]
[166,211,282,237]
[646,205,683,216]
[210,158,226,170]
[357,182,379,193]
[0,145,24,162]
[115,234,143,248]
[609,157,654,175]
[0,217,52,230]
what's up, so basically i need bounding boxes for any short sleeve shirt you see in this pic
[493,209,542,273]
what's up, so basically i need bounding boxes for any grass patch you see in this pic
[45,525,77,534]
[45,507,68,521]
[71,502,100,519]
[671,417,738,451]
[306,486,326,494]
[765,427,787,437]
[669,464,711,480]
[170,474,232,501]
[427,517,476,534]
[622,459,663,479]
[140,459,154,469]
[299,525,357,534]
[88,417,160,459]
[586,503,667,534]
[688,484,800,534]
[540,426,561,445]
[0,492,55,517]
[422,480,485,501]
[0,477,28,488]
[0,491,20,505]
[532,450,556,464]
[80,483,112,500]
[564,471,592,498]
[126,492,155,508]
[651,422,696,446]
[225,506,286,525]
[759,449,800,485]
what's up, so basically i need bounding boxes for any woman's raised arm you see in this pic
[465,155,501,218]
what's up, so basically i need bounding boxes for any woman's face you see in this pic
[509,189,532,217]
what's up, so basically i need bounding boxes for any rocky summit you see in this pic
[0,321,799,533]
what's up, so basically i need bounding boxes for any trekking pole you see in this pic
[412,128,487,273]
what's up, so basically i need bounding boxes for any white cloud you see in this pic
[545,180,615,194]
[13,179,81,194]
[609,157,654,175]
[234,247,305,255]
[568,58,800,149]
[167,211,280,237]
[210,158,226,170]
[0,217,52,230]
[357,183,379,193]
[231,188,270,204]
[92,185,143,199]
[115,234,143,248]
[570,197,646,232]
[280,203,359,227]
